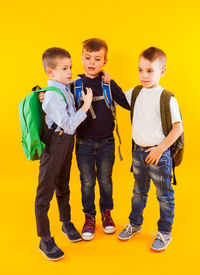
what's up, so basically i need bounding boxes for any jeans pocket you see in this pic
[157,150,170,166]
[106,137,115,144]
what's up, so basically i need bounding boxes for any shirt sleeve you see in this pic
[124,88,134,106]
[110,80,131,110]
[42,91,86,132]
[169,96,182,124]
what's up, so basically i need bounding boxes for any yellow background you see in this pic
[1,0,200,274]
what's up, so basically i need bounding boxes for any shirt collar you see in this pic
[48,79,68,90]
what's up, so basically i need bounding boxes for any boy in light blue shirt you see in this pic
[35,47,92,261]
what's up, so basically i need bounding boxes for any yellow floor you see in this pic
[1,157,199,275]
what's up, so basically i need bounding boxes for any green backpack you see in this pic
[19,85,66,161]
[130,85,184,184]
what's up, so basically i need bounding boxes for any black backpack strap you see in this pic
[130,85,143,123]
[130,85,143,172]
[160,89,178,185]
[171,159,177,185]
[42,122,58,154]
[160,89,174,136]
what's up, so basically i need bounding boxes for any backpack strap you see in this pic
[160,89,178,185]
[130,85,143,123]
[32,85,67,153]
[74,78,83,107]
[160,89,174,136]
[102,81,113,108]
[102,81,124,161]
[34,86,67,103]
[74,78,97,119]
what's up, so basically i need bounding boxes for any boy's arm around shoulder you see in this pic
[110,80,131,110]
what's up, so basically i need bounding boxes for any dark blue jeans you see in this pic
[76,137,115,216]
[129,144,174,233]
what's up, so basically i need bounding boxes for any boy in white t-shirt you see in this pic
[118,47,183,251]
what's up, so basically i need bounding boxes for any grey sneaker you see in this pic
[118,224,142,240]
[151,231,172,251]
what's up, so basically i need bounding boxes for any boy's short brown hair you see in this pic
[42,47,71,70]
[140,47,166,66]
[82,38,108,59]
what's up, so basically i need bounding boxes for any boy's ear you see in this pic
[161,66,166,76]
[103,59,108,66]
[46,68,54,78]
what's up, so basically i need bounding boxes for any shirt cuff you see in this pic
[77,108,87,120]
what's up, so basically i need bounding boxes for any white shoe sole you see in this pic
[103,227,116,234]
[118,228,142,241]
[82,233,95,241]
[62,230,83,243]
[39,248,65,261]
[151,237,172,251]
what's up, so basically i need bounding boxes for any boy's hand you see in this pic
[81,87,93,113]
[145,145,165,166]
[39,92,45,103]
[102,71,111,83]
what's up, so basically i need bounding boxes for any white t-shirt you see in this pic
[125,86,182,147]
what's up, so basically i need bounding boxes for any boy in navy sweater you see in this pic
[72,38,130,240]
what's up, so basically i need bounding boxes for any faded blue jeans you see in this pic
[129,144,174,233]
[76,136,115,216]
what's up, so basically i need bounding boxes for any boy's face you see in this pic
[46,57,72,85]
[138,56,166,89]
[81,49,107,76]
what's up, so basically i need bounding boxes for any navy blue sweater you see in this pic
[71,73,130,139]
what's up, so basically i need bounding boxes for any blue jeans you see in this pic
[76,137,115,216]
[129,144,174,233]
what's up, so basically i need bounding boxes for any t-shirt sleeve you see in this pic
[125,88,134,106]
[169,97,182,124]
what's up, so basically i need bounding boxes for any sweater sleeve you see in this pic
[110,80,131,110]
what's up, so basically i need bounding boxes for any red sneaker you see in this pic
[82,214,95,240]
[101,209,116,234]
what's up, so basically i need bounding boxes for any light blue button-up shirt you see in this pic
[42,79,87,135]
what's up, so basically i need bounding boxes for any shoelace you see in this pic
[124,224,135,234]
[102,210,114,226]
[152,232,167,245]
[83,216,95,232]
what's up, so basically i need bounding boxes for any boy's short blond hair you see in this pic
[82,38,108,59]
[42,47,71,70]
[140,47,166,66]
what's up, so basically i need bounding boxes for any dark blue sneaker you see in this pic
[62,222,82,242]
[39,237,64,261]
